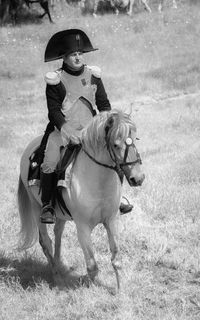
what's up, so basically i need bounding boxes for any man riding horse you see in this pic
[40,29,133,224]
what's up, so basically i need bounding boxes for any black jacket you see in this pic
[46,65,111,130]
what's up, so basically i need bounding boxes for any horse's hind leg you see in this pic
[54,218,66,264]
[39,224,53,260]
[104,218,121,290]
[76,223,98,283]
[40,1,53,23]
[38,224,59,274]
[39,226,64,286]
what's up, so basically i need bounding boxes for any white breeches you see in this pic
[41,130,64,173]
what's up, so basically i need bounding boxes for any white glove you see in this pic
[61,123,80,145]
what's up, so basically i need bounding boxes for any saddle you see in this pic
[28,122,81,217]
[28,122,54,186]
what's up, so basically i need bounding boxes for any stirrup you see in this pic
[120,196,133,215]
[40,204,56,224]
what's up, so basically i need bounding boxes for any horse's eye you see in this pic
[114,143,120,149]
[114,139,121,149]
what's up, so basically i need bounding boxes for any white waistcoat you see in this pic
[60,66,98,136]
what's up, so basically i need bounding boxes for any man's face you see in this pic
[64,51,84,70]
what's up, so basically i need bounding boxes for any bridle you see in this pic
[82,131,142,184]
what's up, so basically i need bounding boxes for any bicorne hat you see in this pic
[44,29,98,62]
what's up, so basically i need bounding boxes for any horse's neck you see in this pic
[72,148,121,198]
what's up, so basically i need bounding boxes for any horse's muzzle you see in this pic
[128,173,145,187]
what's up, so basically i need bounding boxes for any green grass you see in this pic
[1,1,200,319]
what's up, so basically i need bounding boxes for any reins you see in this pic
[82,147,124,183]
[82,134,142,184]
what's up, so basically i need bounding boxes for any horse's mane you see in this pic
[81,109,136,154]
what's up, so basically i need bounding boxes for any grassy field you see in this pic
[1,1,200,319]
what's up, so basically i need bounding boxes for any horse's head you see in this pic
[81,109,145,186]
[104,110,145,187]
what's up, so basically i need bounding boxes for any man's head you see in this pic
[63,51,84,70]
[44,29,98,63]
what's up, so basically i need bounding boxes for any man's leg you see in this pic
[40,131,62,224]
[57,143,81,188]
[40,171,56,224]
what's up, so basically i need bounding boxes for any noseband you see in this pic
[83,132,142,184]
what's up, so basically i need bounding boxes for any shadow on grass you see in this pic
[0,252,117,293]
[0,252,82,290]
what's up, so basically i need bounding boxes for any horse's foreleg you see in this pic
[76,223,98,282]
[104,218,121,290]
[141,0,151,13]
[54,218,66,264]
[127,0,134,15]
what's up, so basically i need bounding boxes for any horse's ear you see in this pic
[105,116,114,136]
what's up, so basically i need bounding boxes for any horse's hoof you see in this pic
[53,274,64,288]
[79,275,91,287]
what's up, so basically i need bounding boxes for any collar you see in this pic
[62,63,85,76]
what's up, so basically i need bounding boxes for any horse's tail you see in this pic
[17,175,38,250]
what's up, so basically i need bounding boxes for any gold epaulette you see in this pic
[44,70,61,85]
[88,65,101,78]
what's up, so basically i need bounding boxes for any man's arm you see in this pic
[46,82,66,130]
[95,77,111,112]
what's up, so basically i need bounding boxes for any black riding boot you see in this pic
[119,178,133,215]
[57,143,80,188]
[119,201,133,215]
[118,176,133,215]
[40,172,56,224]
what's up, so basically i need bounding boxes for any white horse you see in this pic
[17,109,145,289]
